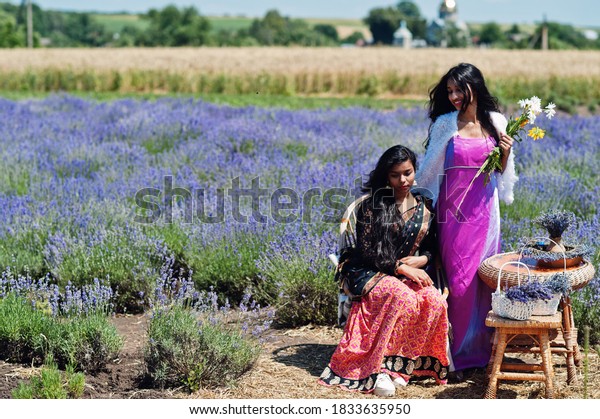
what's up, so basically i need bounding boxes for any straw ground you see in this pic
[0,313,598,399]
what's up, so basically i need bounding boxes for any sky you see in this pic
[18,1,600,27]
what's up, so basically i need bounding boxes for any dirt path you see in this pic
[0,314,598,399]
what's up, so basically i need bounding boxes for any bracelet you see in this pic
[394,260,404,276]
[421,253,431,264]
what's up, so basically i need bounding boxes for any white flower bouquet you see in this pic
[456,97,556,214]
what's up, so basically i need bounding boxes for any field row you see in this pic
[1,48,598,108]
[1,47,599,77]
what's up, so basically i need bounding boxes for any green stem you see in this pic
[454,147,501,216]
[455,163,487,217]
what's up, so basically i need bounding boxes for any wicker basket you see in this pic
[532,293,561,316]
[491,261,535,321]
[478,256,595,291]
[479,230,595,293]
[524,237,564,316]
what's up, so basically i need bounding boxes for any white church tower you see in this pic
[427,0,470,47]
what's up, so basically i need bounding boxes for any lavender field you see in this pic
[1,95,599,340]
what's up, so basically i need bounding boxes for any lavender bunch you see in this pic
[543,273,571,296]
[534,210,576,239]
[506,281,554,303]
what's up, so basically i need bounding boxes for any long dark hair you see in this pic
[425,63,500,149]
[360,145,417,271]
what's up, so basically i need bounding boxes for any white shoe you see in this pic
[392,376,408,387]
[374,373,395,397]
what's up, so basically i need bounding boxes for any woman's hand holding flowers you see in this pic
[498,133,514,154]
[498,133,514,172]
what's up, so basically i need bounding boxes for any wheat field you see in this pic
[0,48,599,102]
[1,47,598,76]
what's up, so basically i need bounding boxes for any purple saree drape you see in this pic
[437,134,500,371]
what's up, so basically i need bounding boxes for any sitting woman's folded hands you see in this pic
[396,260,433,289]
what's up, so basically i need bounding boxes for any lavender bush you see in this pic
[144,270,271,390]
[0,292,122,372]
[257,223,338,326]
[11,357,86,399]
[0,268,114,317]
[0,268,122,371]
[0,95,597,339]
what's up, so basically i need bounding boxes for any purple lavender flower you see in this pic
[506,281,554,303]
[0,96,597,326]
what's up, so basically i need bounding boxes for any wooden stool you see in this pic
[484,311,563,399]
[478,252,595,374]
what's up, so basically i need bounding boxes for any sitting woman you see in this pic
[319,145,450,397]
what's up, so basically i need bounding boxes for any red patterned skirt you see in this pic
[319,275,449,393]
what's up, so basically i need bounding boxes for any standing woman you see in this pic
[319,145,449,397]
[416,63,518,373]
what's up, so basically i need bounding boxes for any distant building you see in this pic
[582,29,599,41]
[393,21,413,48]
[426,0,470,47]
[439,0,458,21]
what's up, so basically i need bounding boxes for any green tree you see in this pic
[63,13,110,46]
[541,22,595,49]
[15,1,45,33]
[249,9,286,45]
[503,24,528,49]
[139,5,211,46]
[507,24,521,36]
[364,7,403,45]
[314,24,338,42]
[341,30,365,45]
[396,1,420,18]
[11,2,108,47]
[112,25,142,47]
[214,28,259,46]
[248,10,336,46]
[0,10,24,47]
[21,6,74,46]
[396,0,426,39]
[287,19,336,46]
[479,22,506,45]
[446,22,469,48]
